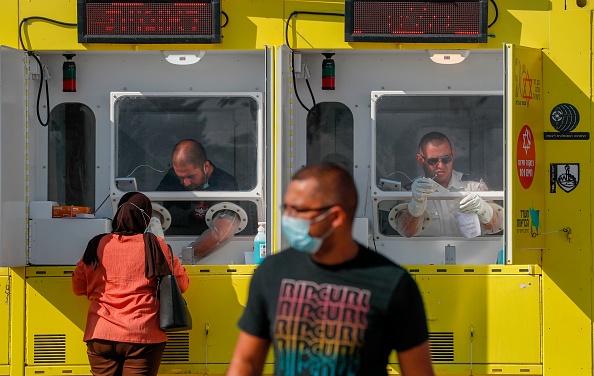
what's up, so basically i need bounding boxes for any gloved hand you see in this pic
[408,178,437,217]
[459,193,494,224]
[146,216,165,239]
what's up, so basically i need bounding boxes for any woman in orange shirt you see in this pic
[72,192,189,376]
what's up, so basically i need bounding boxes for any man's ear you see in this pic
[415,153,424,168]
[330,206,348,228]
[204,160,212,173]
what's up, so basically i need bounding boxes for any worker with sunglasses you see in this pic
[395,132,503,238]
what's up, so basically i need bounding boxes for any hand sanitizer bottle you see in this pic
[253,222,266,265]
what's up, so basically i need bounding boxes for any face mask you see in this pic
[281,210,333,254]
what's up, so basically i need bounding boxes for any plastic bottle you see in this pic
[253,222,266,265]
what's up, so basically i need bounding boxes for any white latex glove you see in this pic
[146,216,165,239]
[408,178,437,217]
[459,193,494,224]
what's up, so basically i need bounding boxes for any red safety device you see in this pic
[63,54,76,92]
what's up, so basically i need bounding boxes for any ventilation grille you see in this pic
[429,332,454,362]
[33,334,66,364]
[162,332,190,363]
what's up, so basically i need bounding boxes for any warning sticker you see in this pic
[516,125,535,189]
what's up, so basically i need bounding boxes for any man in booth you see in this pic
[156,139,240,259]
[394,132,503,238]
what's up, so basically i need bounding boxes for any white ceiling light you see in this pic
[162,50,206,65]
[428,50,470,65]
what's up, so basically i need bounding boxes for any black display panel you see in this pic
[78,0,221,44]
[345,0,488,43]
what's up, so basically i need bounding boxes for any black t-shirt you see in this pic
[155,163,238,235]
[238,245,429,376]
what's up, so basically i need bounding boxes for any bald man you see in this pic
[227,163,434,376]
[156,139,239,260]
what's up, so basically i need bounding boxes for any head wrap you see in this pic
[82,192,171,277]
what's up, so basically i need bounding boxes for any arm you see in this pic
[159,240,190,292]
[71,261,88,296]
[227,331,271,376]
[481,202,504,233]
[395,209,426,237]
[193,211,240,259]
[397,341,435,376]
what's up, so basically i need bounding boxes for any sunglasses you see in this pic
[421,155,453,166]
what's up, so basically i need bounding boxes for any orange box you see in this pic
[52,206,92,218]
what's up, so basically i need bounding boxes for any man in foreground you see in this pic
[227,163,434,376]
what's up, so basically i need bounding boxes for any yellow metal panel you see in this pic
[24,267,262,373]
[9,267,26,376]
[26,276,89,365]
[25,366,89,376]
[390,363,543,375]
[505,44,544,264]
[416,274,541,364]
[18,0,80,52]
[186,274,250,364]
[18,0,284,51]
[499,0,550,48]
[0,1,19,48]
[566,0,594,10]
[406,264,540,276]
[0,275,8,366]
[218,0,284,49]
[286,0,550,50]
[541,8,593,376]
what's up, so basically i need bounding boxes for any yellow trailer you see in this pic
[0,0,591,375]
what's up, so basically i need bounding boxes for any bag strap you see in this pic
[156,244,175,304]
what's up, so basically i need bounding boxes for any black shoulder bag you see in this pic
[158,246,192,332]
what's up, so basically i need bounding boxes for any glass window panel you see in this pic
[114,95,259,192]
[375,94,503,191]
[48,103,96,209]
[306,102,354,174]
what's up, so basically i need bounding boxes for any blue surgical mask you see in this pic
[281,210,333,254]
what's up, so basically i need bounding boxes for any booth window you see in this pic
[114,95,258,192]
[48,103,96,209]
[306,102,354,174]
[373,93,503,237]
[375,94,503,189]
[113,94,260,237]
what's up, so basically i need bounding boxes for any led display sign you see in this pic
[78,0,221,44]
[345,0,488,43]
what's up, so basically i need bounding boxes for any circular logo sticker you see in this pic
[193,201,209,220]
[550,103,580,133]
[517,125,535,189]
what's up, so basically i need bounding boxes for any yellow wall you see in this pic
[0,1,18,47]
[10,0,551,52]
[17,0,285,51]
[543,4,593,375]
